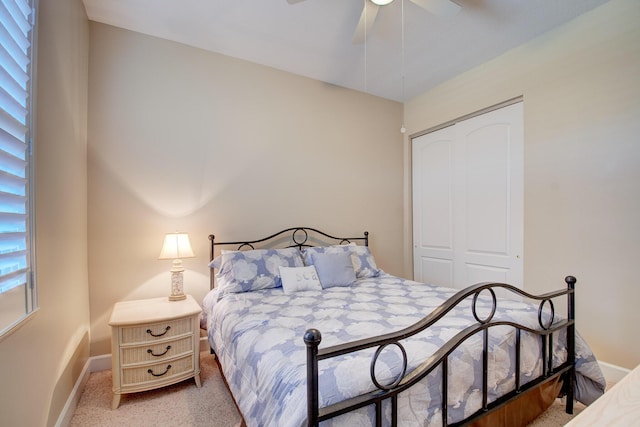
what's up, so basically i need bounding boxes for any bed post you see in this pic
[209,235,215,290]
[304,328,322,427]
[565,275,576,414]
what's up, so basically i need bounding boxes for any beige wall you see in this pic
[87,23,404,356]
[404,0,640,369]
[0,0,90,426]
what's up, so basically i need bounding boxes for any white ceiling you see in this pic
[82,0,610,102]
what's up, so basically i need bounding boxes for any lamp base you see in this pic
[169,269,186,302]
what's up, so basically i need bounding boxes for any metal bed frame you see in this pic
[208,227,576,427]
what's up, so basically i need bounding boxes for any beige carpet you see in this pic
[70,351,587,426]
[70,351,242,427]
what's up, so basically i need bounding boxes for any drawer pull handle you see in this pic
[147,365,172,377]
[147,345,171,357]
[146,326,171,337]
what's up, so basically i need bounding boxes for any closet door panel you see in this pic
[418,257,454,288]
[463,124,509,255]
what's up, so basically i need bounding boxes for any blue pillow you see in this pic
[349,245,380,279]
[211,248,304,295]
[310,251,356,288]
[303,243,380,279]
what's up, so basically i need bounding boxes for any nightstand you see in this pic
[109,294,202,409]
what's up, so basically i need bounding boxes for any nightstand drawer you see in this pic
[121,336,193,365]
[120,317,193,344]
[121,354,194,387]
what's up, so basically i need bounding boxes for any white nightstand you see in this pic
[109,294,202,409]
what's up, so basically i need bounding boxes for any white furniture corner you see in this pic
[565,363,640,426]
[109,295,202,409]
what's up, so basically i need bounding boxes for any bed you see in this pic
[203,227,605,427]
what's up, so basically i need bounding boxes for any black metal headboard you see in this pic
[208,227,369,290]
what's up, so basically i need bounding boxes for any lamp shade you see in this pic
[158,232,195,260]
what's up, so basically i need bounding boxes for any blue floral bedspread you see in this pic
[203,273,605,427]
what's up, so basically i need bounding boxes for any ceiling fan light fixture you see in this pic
[371,0,394,5]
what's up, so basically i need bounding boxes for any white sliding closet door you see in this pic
[412,102,523,291]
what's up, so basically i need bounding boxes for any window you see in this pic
[0,0,36,337]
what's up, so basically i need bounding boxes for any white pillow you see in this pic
[278,265,322,294]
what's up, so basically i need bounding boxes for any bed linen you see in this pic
[203,273,605,427]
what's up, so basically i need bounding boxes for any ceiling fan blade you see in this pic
[409,0,461,18]
[352,1,380,44]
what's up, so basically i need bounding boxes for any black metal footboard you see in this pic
[304,276,577,427]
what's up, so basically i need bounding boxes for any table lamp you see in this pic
[158,232,195,301]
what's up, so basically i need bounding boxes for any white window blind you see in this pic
[0,0,35,336]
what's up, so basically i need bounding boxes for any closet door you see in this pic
[412,102,523,290]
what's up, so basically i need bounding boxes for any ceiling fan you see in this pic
[287,0,461,44]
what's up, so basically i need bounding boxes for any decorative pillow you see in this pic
[209,256,222,270]
[210,248,304,295]
[349,244,380,279]
[310,251,356,288]
[303,243,380,279]
[278,265,322,294]
[207,249,234,270]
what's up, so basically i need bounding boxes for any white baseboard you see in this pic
[91,353,112,372]
[54,356,93,427]
[56,340,211,426]
[598,360,630,384]
[55,354,110,427]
